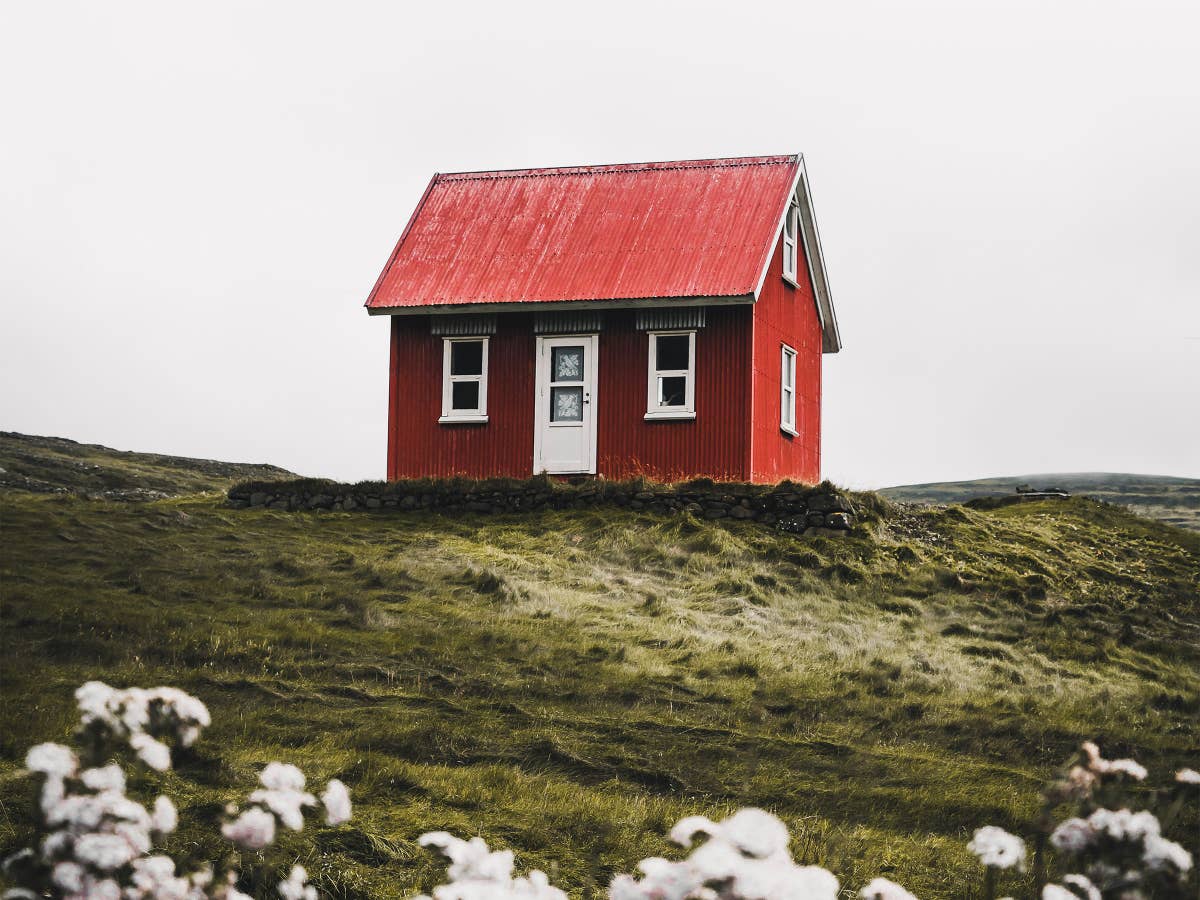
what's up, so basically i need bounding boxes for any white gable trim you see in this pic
[751,156,842,354]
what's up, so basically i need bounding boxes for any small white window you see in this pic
[780,344,797,435]
[782,200,799,284]
[440,337,489,423]
[645,330,696,420]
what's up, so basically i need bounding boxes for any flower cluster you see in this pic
[969,741,1196,900]
[222,762,352,851]
[2,682,352,900]
[414,809,912,900]
[75,681,212,772]
[414,832,566,900]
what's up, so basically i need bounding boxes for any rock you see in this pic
[704,508,728,519]
[466,501,492,512]
[307,494,333,509]
[806,511,826,527]
[825,512,852,529]
[365,497,382,509]
[250,492,268,506]
[808,493,853,513]
[344,497,358,511]
[730,506,755,519]
[634,491,655,501]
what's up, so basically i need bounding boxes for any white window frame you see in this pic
[782,199,800,286]
[644,330,696,421]
[780,343,798,435]
[439,337,489,424]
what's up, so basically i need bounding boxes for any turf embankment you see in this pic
[1,487,1198,898]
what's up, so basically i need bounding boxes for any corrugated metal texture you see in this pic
[388,315,535,479]
[596,308,751,482]
[429,314,497,336]
[533,311,604,334]
[749,234,822,484]
[366,155,800,310]
[634,307,707,330]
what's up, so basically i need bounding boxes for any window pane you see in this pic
[655,334,690,371]
[659,376,686,407]
[550,386,583,422]
[451,341,483,376]
[451,381,480,411]
[552,346,584,382]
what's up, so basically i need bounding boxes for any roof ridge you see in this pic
[437,154,799,183]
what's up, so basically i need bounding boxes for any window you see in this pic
[645,331,696,420]
[440,337,488,423]
[780,344,797,435]
[782,199,799,284]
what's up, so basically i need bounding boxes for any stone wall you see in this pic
[226,477,859,533]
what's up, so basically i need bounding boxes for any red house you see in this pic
[365,154,841,484]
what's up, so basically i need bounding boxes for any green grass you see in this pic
[0,431,293,498]
[1,489,1197,899]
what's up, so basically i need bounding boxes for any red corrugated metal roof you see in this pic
[365,155,801,311]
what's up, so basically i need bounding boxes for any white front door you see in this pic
[534,334,598,474]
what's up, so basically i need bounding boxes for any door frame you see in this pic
[533,333,599,475]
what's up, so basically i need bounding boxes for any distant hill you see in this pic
[0,431,294,500]
[881,472,1200,531]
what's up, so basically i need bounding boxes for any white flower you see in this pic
[860,877,919,900]
[25,743,78,779]
[1043,886,1075,900]
[1106,759,1147,780]
[130,733,172,771]
[73,832,140,870]
[1176,768,1200,784]
[1061,874,1101,900]
[248,788,316,831]
[51,861,85,892]
[222,807,277,849]
[75,681,117,723]
[967,826,1026,870]
[278,865,318,900]
[1143,835,1193,874]
[152,795,178,833]
[719,808,791,859]
[1086,808,1160,843]
[321,779,352,825]
[1050,818,1094,854]
[81,764,125,794]
[260,762,306,792]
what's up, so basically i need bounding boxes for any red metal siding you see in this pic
[366,156,800,311]
[596,308,751,482]
[387,309,753,482]
[388,315,536,480]
[749,236,823,484]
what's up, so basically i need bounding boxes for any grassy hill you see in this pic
[0,431,294,499]
[881,472,1200,532]
[2,442,1198,898]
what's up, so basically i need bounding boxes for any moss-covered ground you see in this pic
[1,488,1197,898]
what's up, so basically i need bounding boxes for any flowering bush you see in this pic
[1,681,352,900]
[968,741,1195,900]
[3,683,1195,900]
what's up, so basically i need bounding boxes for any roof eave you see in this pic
[366,294,757,316]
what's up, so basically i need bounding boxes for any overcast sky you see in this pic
[2,0,1197,487]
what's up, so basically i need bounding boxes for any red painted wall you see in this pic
[596,308,751,481]
[749,236,823,484]
[388,314,536,480]
[387,308,755,481]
